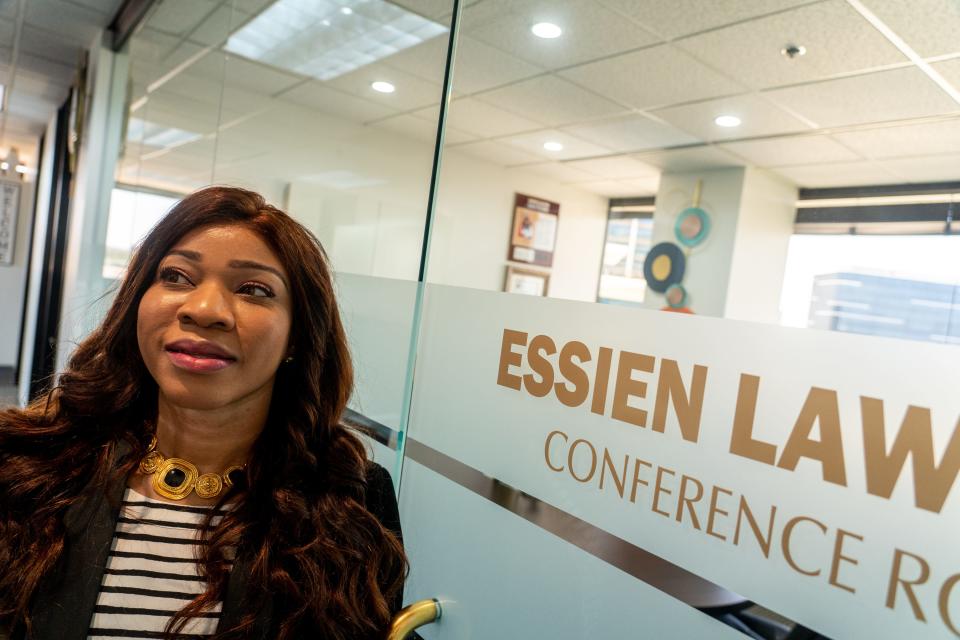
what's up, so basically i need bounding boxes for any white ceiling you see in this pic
[117,0,960,198]
[0,0,124,165]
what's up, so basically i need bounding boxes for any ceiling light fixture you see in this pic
[340,6,353,14]
[543,141,564,151]
[531,22,562,39]
[714,115,742,128]
[225,0,447,82]
[371,81,395,93]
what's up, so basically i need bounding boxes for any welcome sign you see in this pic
[406,283,960,639]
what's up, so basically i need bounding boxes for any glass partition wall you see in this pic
[103,1,960,638]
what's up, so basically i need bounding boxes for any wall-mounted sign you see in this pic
[0,180,21,266]
[508,193,558,267]
[405,284,960,640]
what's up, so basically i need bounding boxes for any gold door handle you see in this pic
[387,598,442,640]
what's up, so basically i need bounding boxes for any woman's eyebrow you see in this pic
[166,250,288,288]
[228,259,289,288]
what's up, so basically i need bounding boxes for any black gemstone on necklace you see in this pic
[164,468,187,488]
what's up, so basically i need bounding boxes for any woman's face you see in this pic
[137,223,293,412]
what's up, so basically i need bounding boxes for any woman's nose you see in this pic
[176,282,236,330]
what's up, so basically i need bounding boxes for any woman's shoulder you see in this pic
[363,461,401,539]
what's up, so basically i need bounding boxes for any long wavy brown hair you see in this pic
[0,186,407,639]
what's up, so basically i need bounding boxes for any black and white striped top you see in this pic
[87,489,231,639]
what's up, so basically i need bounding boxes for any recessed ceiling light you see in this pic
[341,6,353,14]
[321,19,331,26]
[371,81,395,93]
[531,22,562,39]
[714,115,741,128]
[543,141,564,151]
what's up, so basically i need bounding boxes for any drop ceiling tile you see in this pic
[560,44,744,111]
[678,0,907,90]
[387,0,456,21]
[561,113,700,152]
[635,145,744,171]
[279,82,398,122]
[764,67,960,128]
[417,98,542,137]
[232,0,278,15]
[24,0,112,45]
[652,94,811,142]
[859,0,960,58]
[877,154,960,183]
[832,119,960,159]
[129,28,181,67]
[468,0,660,70]
[932,58,960,91]
[185,54,300,96]
[16,52,75,86]
[771,159,902,187]
[448,139,544,166]
[576,179,649,197]
[374,114,476,145]
[327,63,443,111]
[566,155,660,179]
[144,0,219,37]
[381,37,450,86]
[720,134,860,166]
[501,129,613,160]
[0,18,14,44]
[19,25,85,65]
[189,5,252,47]
[451,36,545,94]
[519,162,603,184]
[478,74,627,126]
[599,0,810,40]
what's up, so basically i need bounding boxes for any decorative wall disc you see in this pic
[665,283,687,308]
[642,242,686,293]
[675,206,711,247]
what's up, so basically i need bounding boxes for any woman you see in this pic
[0,186,407,639]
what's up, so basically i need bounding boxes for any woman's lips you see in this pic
[166,350,235,372]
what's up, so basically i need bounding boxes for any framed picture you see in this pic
[0,180,21,266]
[508,193,559,267]
[504,266,549,297]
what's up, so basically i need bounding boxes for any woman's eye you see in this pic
[159,268,191,285]
[239,282,274,298]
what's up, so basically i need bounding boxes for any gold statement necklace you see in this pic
[138,436,245,500]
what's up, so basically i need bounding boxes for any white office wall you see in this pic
[644,168,746,316]
[724,168,797,323]
[0,175,36,367]
[287,144,608,302]
[429,149,608,302]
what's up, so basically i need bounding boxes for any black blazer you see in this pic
[16,459,402,639]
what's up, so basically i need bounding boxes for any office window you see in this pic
[103,186,180,279]
[780,234,960,344]
[597,210,653,306]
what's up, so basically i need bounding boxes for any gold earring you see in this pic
[284,355,294,363]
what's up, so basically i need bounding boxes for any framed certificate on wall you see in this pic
[504,266,549,297]
[508,193,559,267]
